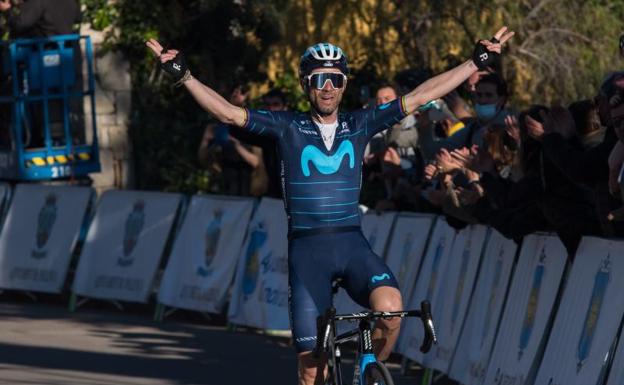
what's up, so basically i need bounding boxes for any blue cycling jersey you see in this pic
[243,97,407,233]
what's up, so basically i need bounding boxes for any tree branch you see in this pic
[521,27,594,49]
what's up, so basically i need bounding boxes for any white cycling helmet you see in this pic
[299,42,349,78]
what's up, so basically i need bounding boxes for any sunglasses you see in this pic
[306,73,347,90]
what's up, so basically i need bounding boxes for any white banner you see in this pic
[449,230,518,385]
[385,213,435,300]
[397,217,457,363]
[361,211,397,258]
[606,271,624,385]
[535,237,624,385]
[0,184,92,293]
[72,190,182,303]
[483,234,568,385]
[424,224,489,373]
[157,195,255,313]
[227,197,289,330]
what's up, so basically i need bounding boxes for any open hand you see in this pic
[435,148,462,173]
[505,115,521,145]
[525,115,545,140]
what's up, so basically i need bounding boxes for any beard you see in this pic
[310,91,343,116]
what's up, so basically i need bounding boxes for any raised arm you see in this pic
[145,39,246,127]
[403,27,514,114]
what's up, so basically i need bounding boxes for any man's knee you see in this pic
[370,286,403,331]
[298,351,326,385]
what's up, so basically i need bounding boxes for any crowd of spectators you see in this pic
[199,60,624,259]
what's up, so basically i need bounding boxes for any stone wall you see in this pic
[81,26,134,194]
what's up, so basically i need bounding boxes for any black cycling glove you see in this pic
[472,38,499,71]
[160,49,189,83]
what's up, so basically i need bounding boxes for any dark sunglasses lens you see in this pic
[310,73,344,89]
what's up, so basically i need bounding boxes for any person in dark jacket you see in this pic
[531,73,624,238]
[0,0,80,38]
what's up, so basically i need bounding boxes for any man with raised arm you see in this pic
[147,27,513,385]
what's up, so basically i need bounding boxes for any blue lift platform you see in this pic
[0,34,100,180]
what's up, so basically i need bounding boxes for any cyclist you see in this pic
[146,26,513,385]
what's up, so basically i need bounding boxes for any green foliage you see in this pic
[271,70,310,112]
[81,0,283,192]
[79,0,624,193]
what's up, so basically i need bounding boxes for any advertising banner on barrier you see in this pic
[397,217,457,363]
[483,234,567,385]
[534,237,624,385]
[227,197,289,330]
[0,184,92,293]
[72,190,182,303]
[424,224,489,373]
[361,211,397,258]
[606,281,624,385]
[157,195,255,313]
[385,213,435,301]
[449,230,518,385]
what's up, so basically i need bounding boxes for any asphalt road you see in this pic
[0,299,448,385]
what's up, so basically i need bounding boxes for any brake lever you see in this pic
[419,300,438,353]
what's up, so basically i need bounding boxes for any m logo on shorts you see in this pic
[371,273,390,283]
[300,140,355,177]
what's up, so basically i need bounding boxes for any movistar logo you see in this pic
[379,102,391,110]
[301,140,355,177]
[371,273,390,283]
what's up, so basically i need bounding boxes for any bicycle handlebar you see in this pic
[313,300,437,356]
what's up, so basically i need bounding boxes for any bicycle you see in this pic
[314,280,437,385]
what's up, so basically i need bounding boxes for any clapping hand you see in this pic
[504,115,521,146]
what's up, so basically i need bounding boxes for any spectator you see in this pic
[0,0,81,38]
[381,85,422,180]
[446,105,602,255]
[468,72,515,147]
[535,72,624,237]
[198,85,265,197]
[568,99,604,148]
[364,84,428,211]
[230,88,286,199]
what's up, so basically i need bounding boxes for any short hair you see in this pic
[599,71,624,99]
[477,73,508,98]
[262,88,286,104]
[568,99,601,136]
[376,84,398,96]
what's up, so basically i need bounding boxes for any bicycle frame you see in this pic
[315,302,437,385]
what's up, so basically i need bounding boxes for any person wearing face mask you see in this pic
[467,72,516,148]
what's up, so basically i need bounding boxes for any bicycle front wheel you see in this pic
[363,362,395,385]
